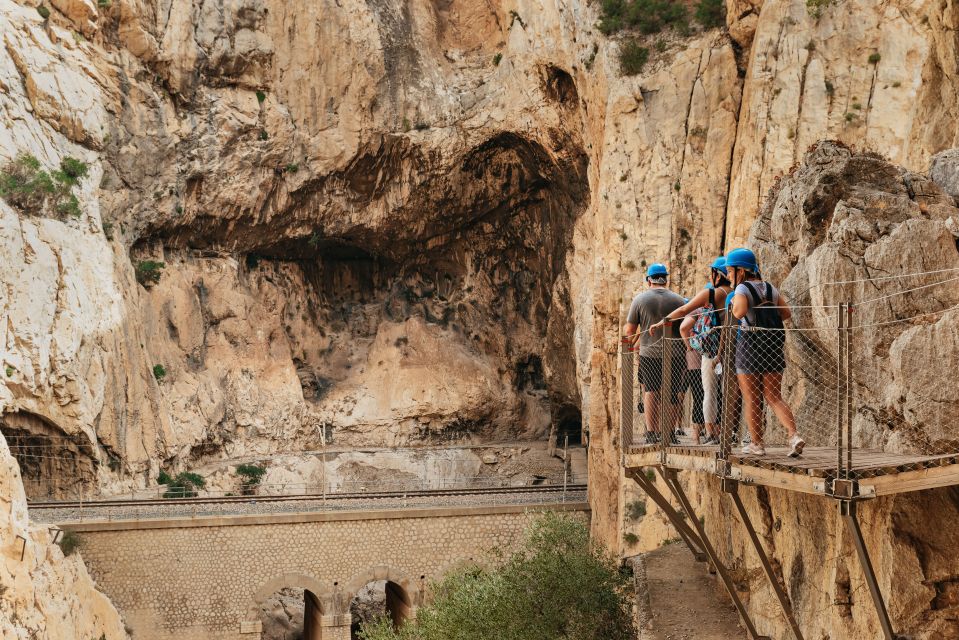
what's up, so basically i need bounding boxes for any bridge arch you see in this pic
[343,565,421,632]
[249,572,334,639]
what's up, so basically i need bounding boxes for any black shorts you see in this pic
[638,357,685,394]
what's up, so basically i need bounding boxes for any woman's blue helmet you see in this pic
[646,263,668,279]
[710,256,727,274]
[724,248,758,272]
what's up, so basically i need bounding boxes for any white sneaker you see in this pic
[741,443,766,456]
[789,434,806,458]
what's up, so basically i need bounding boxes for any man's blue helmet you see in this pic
[710,256,727,274]
[724,248,758,272]
[646,263,668,279]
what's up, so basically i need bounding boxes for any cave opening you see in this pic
[0,412,96,501]
[555,405,583,447]
[135,129,590,447]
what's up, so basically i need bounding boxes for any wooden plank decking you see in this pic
[624,443,959,497]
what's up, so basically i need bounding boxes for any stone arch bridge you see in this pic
[58,500,588,640]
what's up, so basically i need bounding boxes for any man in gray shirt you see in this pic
[623,263,686,443]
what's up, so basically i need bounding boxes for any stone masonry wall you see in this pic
[68,503,589,640]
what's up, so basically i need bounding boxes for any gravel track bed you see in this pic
[31,489,588,523]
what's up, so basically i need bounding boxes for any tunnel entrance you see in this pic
[0,411,96,500]
[350,580,412,638]
[555,405,583,447]
[258,587,324,640]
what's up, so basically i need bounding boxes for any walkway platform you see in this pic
[625,443,959,498]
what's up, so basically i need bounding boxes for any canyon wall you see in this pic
[2,0,959,636]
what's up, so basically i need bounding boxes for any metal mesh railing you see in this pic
[620,271,959,484]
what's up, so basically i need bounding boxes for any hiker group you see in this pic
[622,248,805,458]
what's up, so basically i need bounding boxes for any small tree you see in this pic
[163,471,205,498]
[236,463,267,495]
[619,38,649,76]
[695,0,725,28]
[0,154,88,219]
[135,260,165,287]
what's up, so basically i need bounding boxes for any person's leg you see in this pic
[701,356,718,437]
[737,372,765,447]
[644,389,660,435]
[691,369,705,444]
[761,372,797,438]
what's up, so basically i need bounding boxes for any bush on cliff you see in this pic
[0,153,88,219]
[358,512,636,640]
[162,471,206,498]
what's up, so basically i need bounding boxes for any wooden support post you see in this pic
[840,500,899,640]
[726,481,805,640]
[661,471,770,640]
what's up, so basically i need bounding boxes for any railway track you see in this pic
[29,483,588,510]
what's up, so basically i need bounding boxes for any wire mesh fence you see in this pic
[619,269,959,485]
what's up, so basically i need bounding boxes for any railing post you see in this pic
[718,318,737,471]
[837,303,846,480]
[846,303,854,478]
[620,338,635,454]
[661,325,673,461]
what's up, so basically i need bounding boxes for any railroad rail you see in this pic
[29,483,587,511]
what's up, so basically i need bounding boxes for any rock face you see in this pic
[3,0,959,635]
[0,435,127,639]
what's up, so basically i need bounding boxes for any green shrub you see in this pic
[695,0,725,29]
[37,5,50,19]
[284,163,299,173]
[806,0,831,18]
[58,531,81,556]
[599,0,690,36]
[824,79,835,96]
[359,513,636,640]
[255,90,266,103]
[492,53,502,66]
[157,469,173,485]
[619,38,649,76]
[4,366,13,378]
[0,154,88,219]
[258,130,269,141]
[152,364,166,382]
[163,471,206,498]
[868,52,881,64]
[98,0,111,7]
[135,260,164,286]
[624,260,636,271]
[236,463,267,495]
[625,499,647,521]
[102,221,114,239]
[892,81,902,88]
[623,532,639,545]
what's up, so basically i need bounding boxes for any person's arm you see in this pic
[777,292,792,321]
[679,314,696,349]
[732,291,750,319]
[649,288,711,335]
[623,298,641,345]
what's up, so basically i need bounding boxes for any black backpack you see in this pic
[742,281,784,330]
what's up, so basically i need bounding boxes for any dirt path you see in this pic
[635,543,746,639]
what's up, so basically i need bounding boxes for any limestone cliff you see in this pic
[2,0,959,636]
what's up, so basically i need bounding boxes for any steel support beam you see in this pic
[840,500,899,640]
[726,481,805,640]
[627,469,707,562]
[661,471,770,640]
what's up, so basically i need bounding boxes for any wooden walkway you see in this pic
[624,443,959,497]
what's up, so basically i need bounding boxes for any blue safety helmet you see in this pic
[710,256,727,275]
[646,263,668,279]
[724,248,759,272]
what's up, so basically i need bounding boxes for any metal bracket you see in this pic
[727,482,805,640]
[661,474,771,640]
[829,478,859,499]
[627,468,707,562]
[840,500,900,640]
